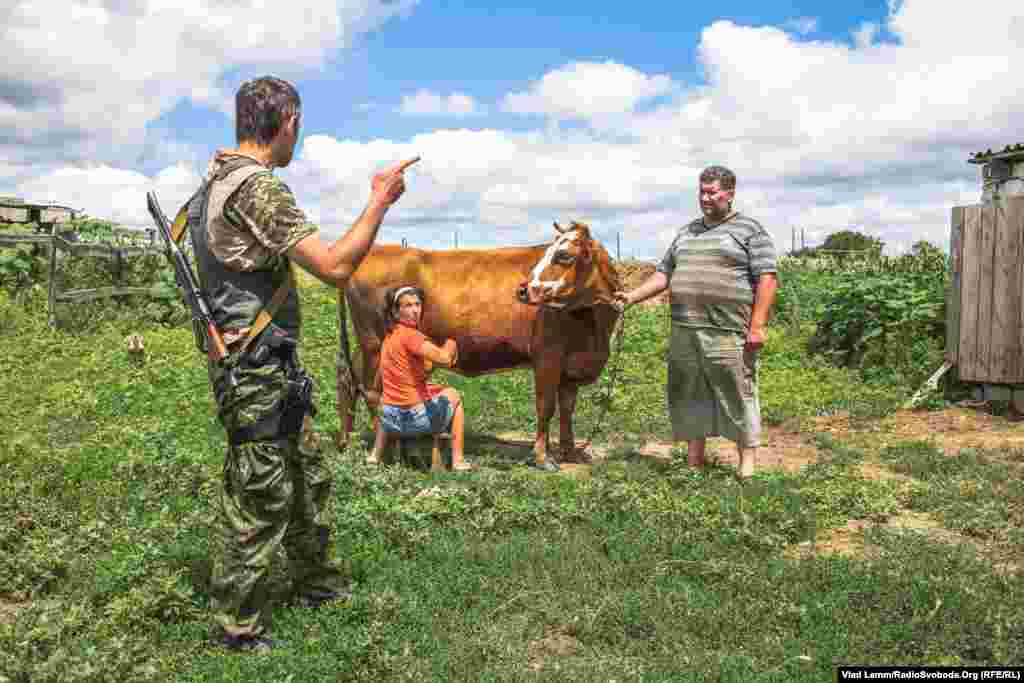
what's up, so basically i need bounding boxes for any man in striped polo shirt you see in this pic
[616,166,778,478]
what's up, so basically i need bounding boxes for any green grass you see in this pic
[878,441,1024,547]
[1,280,1022,682]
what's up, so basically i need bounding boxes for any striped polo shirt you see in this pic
[656,213,778,333]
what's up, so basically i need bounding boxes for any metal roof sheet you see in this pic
[969,143,1024,164]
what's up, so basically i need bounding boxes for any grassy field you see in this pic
[1,275,1022,682]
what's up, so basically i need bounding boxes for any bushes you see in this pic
[792,251,947,387]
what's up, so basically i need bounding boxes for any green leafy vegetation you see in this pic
[1,243,1020,681]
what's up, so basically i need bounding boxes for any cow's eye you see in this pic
[555,252,575,265]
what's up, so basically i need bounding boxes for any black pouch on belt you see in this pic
[280,370,316,437]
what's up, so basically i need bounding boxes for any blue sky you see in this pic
[3,0,1019,258]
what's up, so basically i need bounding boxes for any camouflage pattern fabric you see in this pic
[208,152,318,272]
[206,349,347,638]
[666,324,761,448]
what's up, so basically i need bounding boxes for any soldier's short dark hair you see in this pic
[699,165,736,191]
[235,76,301,146]
[384,286,426,331]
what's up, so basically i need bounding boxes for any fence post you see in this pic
[47,228,58,328]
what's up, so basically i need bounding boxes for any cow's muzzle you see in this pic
[517,282,570,309]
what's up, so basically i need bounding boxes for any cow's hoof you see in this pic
[561,446,593,464]
[531,460,560,473]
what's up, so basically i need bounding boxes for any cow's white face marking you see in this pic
[528,230,579,303]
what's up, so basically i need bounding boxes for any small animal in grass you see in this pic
[125,333,145,364]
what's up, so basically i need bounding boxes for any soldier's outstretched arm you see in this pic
[290,157,419,285]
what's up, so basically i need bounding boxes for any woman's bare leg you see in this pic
[368,418,388,464]
[439,388,467,468]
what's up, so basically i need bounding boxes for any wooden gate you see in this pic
[948,196,1024,383]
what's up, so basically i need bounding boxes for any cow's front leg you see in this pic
[557,381,588,463]
[532,361,561,472]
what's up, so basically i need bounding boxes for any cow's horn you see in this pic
[553,221,565,233]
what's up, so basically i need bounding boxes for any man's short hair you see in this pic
[235,76,301,146]
[699,165,736,191]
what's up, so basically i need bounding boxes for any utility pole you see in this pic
[801,228,806,250]
[454,230,459,249]
[616,231,621,260]
[401,237,408,248]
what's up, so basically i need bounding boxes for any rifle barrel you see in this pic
[147,191,228,362]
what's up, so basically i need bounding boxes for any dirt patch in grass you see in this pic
[485,406,1023,477]
[785,509,1021,575]
[785,510,967,561]
[527,624,581,672]
[874,407,1024,465]
[0,595,29,626]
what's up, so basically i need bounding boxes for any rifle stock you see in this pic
[146,191,228,362]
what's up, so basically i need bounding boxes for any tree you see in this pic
[820,230,884,261]
[821,230,884,254]
[910,240,943,259]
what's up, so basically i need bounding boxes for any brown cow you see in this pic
[335,221,622,471]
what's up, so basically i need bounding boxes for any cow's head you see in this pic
[516,221,622,310]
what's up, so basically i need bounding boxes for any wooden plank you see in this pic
[946,206,964,364]
[989,198,1021,382]
[47,231,58,328]
[958,205,983,381]
[1013,197,1024,383]
[53,236,161,259]
[973,204,998,381]
[0,233,53,246]
[54,286,152,304]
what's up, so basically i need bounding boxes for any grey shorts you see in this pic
[380,396,454,436]
[667,325,761,448]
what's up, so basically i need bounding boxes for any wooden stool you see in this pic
[391,432,452,471]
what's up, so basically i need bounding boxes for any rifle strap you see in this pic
[238,264,295,355]
[172,194,295,357]
[171,200,192,245]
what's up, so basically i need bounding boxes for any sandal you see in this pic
[451,457,478,472]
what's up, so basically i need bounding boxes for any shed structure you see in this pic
[948,144,1024,405]
[0,196,78,228]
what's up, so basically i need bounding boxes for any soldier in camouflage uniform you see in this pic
[189,76,416,652]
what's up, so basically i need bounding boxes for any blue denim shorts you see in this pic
[380,396,454,436]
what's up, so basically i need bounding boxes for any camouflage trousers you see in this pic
[206,349,347,638]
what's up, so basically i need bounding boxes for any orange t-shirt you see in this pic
[380,322,444,407]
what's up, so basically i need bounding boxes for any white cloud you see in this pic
[5,0,1022,260]
[0,0,419,165]
[14,163,202,229]
[398,90,481,117]
[784,17,818,35]
[852,21,879,49]
[502,61,676,121]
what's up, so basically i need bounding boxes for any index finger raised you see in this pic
[391,156,421,174]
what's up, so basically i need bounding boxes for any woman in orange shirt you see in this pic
[368,285,473,470]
